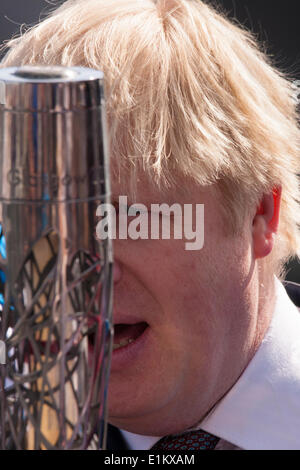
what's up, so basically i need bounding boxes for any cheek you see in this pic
[153,238,251,344]
[148,256,217,348]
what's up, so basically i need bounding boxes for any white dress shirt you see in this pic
[120,279,300,450]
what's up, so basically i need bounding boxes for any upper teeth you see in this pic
[113,338,134,351]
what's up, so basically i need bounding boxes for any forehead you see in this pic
[110,166,219,208]
[111,170,180,206]
[111,176,168,205]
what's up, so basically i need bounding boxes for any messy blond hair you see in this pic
[1,0,299,274]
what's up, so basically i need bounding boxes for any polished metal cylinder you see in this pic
[0,66,113,450]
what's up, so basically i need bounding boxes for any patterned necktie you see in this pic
[151,429,220,450]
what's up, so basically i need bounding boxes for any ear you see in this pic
[252,187,282,259]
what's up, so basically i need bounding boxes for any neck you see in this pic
[248,270,276,365]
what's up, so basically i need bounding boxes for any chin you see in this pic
[107,386,199,437]
[107,412,199,437]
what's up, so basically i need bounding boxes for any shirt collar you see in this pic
[120,278,300,450]
[119,430,160,451]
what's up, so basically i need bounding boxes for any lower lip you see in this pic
[110,325,150,372]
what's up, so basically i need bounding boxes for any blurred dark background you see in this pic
[0,0,299,282]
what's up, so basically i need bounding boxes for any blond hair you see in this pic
[1,0,299,274]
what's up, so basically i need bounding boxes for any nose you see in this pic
[113,259,122,283]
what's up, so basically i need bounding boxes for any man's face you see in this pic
[107,174,259,436]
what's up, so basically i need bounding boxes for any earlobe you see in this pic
[252,187,282,259]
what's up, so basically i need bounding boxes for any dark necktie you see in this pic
[151,429,220,450]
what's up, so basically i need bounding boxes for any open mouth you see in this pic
[113,322,148,351]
